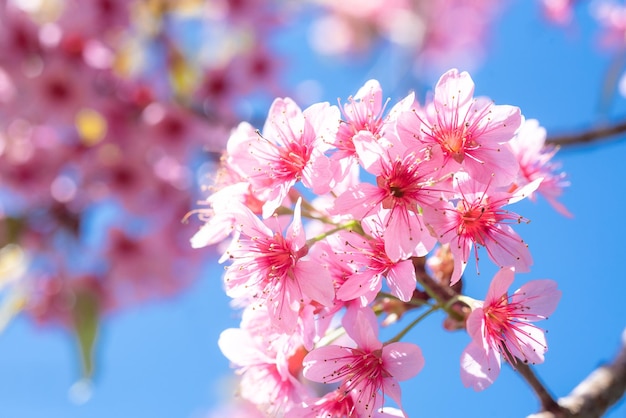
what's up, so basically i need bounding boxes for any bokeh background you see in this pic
[1,0,625,417]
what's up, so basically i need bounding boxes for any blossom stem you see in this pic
[305,220,365,245]
[385,305,440,344]
[411,257,467,322]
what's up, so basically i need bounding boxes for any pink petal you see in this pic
[464,144,519,186]
[381,377,404,412]
[287,198,305,251]
[261,181,293,219]
[433,69,475,109]
[294,260,335,306]
[263,97,304,147]
[353,131,386,174]
[343,306,381,351]
[484,268,515,305]
[303,101,339,150]
[336,270,380,302]
[447,236,472,285]
[266,286,299,332]
[507,323,548,365]
[355,79,383,113]
[484,225,533,272]
[332,183,382,220]
[460,341,501,391]
[465,308,488,350]
[385,260,417,302]
[217,328,271,366]
[190,219,229,249]
[382,342,424,381]
[302,152,333,194]
[302,345,354,383]
[512,279,561,319]
[475,103,521,140]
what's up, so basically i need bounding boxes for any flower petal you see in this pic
[460,341,501,391]
[382,342,424,381]
[512,279,561,319]
[302,345,353,383]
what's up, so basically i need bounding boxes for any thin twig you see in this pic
[546,119,626,147]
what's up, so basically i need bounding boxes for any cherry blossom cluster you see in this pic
[193,69,568,416]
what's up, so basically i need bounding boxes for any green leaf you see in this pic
[71,288,100,379]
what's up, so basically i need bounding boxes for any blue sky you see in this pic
[1,1,626,417]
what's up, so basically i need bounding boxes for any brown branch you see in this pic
[546,119,626,147]
[527,335,626,418]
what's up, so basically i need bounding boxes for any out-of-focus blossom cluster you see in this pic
[195,69,568,416]
[308,0,505,73]
[542,0,626,101]
[539,0,577,25]
[0,0,290,366]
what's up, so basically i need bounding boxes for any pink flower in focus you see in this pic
[334,79,387,160]
[423,174,539,284]
[331,219,417,305]
[331,79,414,184]
[218,305,311,414]
[227,97,339,218]
[332,132,440,261]
[460,268,561,391]
[509,118,572,217]
[303,307,424,417]
[222,198,335,331]
[397,68,521,186]
[288,388,359,418]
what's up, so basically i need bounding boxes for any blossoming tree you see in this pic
[2,1,626,417]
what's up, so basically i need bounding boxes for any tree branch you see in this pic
[546,119,626,147]
[527,332,626,418]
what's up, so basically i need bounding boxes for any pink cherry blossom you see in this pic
[330,219,417,305]
[227,97,339,218]
[330,79,415,185]
[332,132,440,261]
[509,118,572,217]
[397,68,521,186]
[218,305,311,414]
[334,79,387,160]
[288,388,359,418]
[423,173,540,284]
[460,268,561,391]
[303,307,424,417]
[222,198,335,331]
